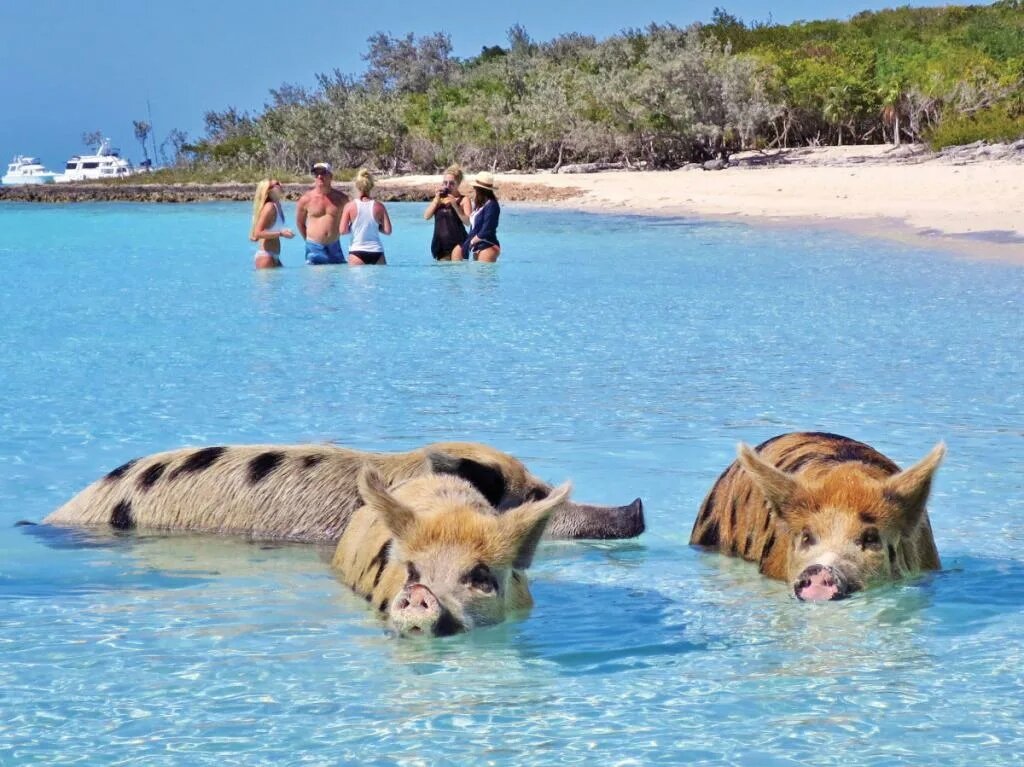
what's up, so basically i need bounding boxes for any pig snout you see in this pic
[794,564,850,601]
[390,585,463,637]
[391,584,440,635]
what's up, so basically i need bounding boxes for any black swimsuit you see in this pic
[431,196,468,259]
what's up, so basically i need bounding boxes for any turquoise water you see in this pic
[1,200,1022,765]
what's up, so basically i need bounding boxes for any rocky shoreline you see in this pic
[0,180,582,204]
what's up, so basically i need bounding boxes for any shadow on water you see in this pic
[798,554,1024,640]
[17,525,1021,674]
[367,578,706,679]
[911,554,1024,635]
[687,547,1024,642]
[13,525,689,675]
[16,522,140,550]
[4,524,326,600]
[514,579,702,674]
[317,537,709,676]
[3,526,213,599]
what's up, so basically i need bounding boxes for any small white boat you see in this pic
[55,138,135,183]
[2,155,58,185]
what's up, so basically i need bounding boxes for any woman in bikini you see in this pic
[460,172,501,262]
[423,164,472,261]
[249,179,294,269]
[340,169,392,265]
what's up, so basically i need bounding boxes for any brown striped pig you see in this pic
[333,469,570,636]
[689,432,944,601]
[44,441,643,541]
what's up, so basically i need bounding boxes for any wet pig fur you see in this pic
[44,441,644,541]
[334,469,571,636]
[689,432,943,600]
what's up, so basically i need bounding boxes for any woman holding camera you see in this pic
[423,164,472,261]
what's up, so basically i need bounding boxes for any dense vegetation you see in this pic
[168,1,1023,173]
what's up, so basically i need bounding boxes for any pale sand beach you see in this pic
[382,144,1024,262]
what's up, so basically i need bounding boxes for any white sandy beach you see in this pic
[383,144,1024,262]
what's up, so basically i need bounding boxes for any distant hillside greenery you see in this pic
[181,1,1023,173]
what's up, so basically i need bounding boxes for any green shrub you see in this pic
[925,106,1024,149]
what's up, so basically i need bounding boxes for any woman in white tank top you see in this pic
[340,168,393,265]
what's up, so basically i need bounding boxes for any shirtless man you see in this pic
[296,162,350,264]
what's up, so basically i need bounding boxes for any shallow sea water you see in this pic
[0,201,1022,765]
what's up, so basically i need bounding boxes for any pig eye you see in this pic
[462,563,498,594]
[799,530,817,549]
[405,562,421,584]
[860,528,882,550]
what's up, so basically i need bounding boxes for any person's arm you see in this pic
[423,193,441,220]
[456,195,472,225]
[340,201,356,235]
[295,194,308,239]
[252,203,294,240]
[375,201,393,235]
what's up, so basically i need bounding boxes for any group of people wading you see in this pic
[249,163,501,269]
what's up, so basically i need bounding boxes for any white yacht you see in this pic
[55,138,134,182]
[2,155,58,185]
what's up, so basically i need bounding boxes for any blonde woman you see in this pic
[340,168,392,265]
[249,179,294,269]
[423,163,472,260]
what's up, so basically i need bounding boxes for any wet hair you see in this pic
[250,179,274,240]
[354,168,375,196]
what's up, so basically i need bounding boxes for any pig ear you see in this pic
[884,442,945,526]
[358,467,416,540]
[502,482,572,569]
[736,443,799,518]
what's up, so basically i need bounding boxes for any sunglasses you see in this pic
[269,181,282,189]
[312,169,330,177]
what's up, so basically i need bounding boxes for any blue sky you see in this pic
[1,0,980,168]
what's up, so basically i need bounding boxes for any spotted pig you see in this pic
[44,441,643,541]
[334,469,570,636]
[689,432,944,600]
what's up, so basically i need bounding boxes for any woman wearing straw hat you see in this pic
[458,171,501,262]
